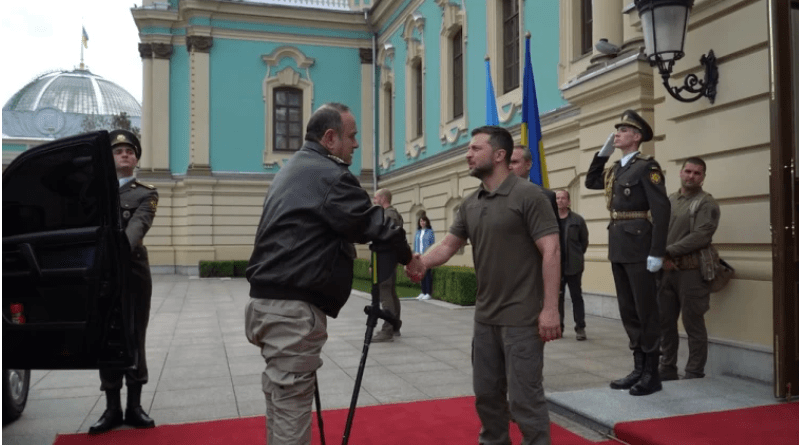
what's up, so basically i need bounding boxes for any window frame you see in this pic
[261,46,315,168]
[438,1,468,144]
[272,86,303,153]
[581,0,593,56]
[404,13,426,160]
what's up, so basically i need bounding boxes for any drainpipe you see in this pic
[365,10,378,195]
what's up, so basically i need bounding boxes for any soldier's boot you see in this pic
[124,384,155,428]
[609,350,645,390]
[630,353,663,396]
[89,390,123,434]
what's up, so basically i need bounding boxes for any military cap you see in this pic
[614,109,653,142]
[109,129,142,160]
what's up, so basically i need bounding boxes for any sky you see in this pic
[1,1,143,107]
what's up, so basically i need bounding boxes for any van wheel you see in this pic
[2,368,30,423]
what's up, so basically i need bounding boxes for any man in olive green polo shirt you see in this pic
[405,126,561,445]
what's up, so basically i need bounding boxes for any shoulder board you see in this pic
[639,154,654,161]
[135,180,157,190]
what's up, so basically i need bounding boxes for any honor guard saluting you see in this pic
[90,129,159,433]
[585,110,670,396]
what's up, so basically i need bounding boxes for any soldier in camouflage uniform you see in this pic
[585,110,670,396]
[372,188,404,342]
[659,157,720,381]
[90,129,159,434]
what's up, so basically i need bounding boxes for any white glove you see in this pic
[647,256,663,273]
[597,132,616,157]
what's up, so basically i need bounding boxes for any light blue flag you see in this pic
[485,59,499,126]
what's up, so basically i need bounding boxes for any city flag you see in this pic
[82,26,89,48]
[485,58,499,126]
[521,35,549,187]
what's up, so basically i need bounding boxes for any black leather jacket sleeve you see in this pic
[322,170,412,265]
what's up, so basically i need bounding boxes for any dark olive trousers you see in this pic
[611,262,661,354]
[658,268,711,378]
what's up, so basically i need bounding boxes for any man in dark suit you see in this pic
[585,110,670,396]
[90,129,159,433]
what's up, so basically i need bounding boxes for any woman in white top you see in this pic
[414,214,435,299]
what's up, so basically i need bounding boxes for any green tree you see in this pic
[81,113,109,133]
[81,112,140,138]
[110,112,141,138]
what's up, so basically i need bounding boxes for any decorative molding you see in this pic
[404,10,426,160]
[378,41,396,169]
[261,46,315,168]
[186,35,213,53]
[263,46,315,70]
[138,43,153,59]
[152,43,174,59]
[406,135,426,160]
[359,48,373,64]
[438,0,467,144]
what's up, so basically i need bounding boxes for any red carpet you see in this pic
[53,396,613,445]
[614,401,799,445]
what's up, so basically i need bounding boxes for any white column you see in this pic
[139,43,154,170]
[151,43,173,173]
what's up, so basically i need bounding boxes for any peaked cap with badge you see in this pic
[615,109,653,142]
[109,129,142,160]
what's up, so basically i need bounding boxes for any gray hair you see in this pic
[305,102,350,143]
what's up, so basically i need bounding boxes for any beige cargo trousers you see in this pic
[246,298,328,445]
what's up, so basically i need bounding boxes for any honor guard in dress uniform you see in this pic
[90,129,158,434]
[585,110,670,396]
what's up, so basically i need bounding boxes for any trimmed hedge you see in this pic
[354,258,477,306]
[199,260,236,277]
[197,259,476,307]
[432,265,477,306]
[353,258,421,289]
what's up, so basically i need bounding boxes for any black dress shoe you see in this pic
[89,408,123,434]
[124,406,156,428]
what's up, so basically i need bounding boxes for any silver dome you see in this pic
[3,69,141,139]
[4,69,140,116]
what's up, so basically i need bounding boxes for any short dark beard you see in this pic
[469,162,493,179]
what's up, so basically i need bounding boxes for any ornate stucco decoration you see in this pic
[261,46,316,168]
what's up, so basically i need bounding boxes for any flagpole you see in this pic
[80,28,85,70]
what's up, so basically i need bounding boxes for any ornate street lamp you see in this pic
[634,0,719,103]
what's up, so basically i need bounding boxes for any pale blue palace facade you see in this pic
[130,0,565,272]
[133,0,563,177]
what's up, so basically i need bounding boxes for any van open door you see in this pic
[2,131,136,371]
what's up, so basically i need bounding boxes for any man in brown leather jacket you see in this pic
[90,129,158,434]
[659,157,720,381]
[585,110,670,396]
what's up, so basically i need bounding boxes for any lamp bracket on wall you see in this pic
[656,49,718,104]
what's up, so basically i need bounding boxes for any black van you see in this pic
[3,131,138,422]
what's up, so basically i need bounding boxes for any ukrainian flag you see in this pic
[521,34,548,187]
[485,58,499,126]
[82,26,89,49]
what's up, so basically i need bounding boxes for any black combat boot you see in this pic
[89,390,123,434]
[610,350,645,390]
[630,352,663,396]
[124,384,156,428]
